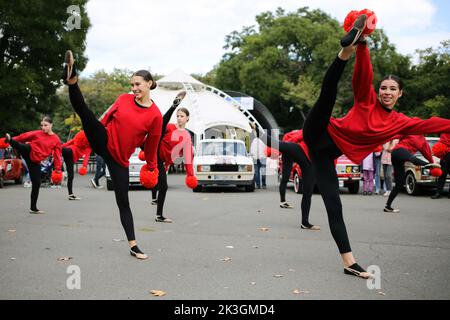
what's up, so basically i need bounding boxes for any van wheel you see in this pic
[405,172,420,195]
[106,179,114,191]
[293,172,303,194]
[0,174,4,188]
[245,182,255,192]
[193,185,203,193]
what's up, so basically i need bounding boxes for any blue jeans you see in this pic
[374,155,382,193]
[254,159,266,187]
[94,155,106,184]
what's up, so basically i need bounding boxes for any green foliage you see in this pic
[54,68,132,140]
[0,0,90,135]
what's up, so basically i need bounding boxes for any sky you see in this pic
[81,0,450,77]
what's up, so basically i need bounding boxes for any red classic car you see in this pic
[0,148,24,188]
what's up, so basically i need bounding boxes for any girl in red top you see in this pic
[3,116,62,214]
[62,50,163,260]
[62,130,92,200]
[250,124,319,230]
[431,133,450,199]
[385,135,435,212]
[151,104,197,223]
[302,13,450,278]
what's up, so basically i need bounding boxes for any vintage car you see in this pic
[404,137,450,195]
[0,148,24,188]
[278,154,361,194]
[193,139,254,192]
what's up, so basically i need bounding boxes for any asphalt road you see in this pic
[0,173,449,300]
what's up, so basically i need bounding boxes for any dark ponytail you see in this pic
[380,74,403,90]
[42,115,53,124]
[132,70,157,90]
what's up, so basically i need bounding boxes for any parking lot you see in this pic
[0,173,449,300]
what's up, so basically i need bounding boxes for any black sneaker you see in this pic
[431,193,442,199]
[68,194,81,200]
[151,199,158,205]
[340,14,367,47]
[29,209,45,214]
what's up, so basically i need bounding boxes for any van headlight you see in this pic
[422,168,430,175]
[238,165,252,172]
[197,165,210,172]
[352,166,360,173]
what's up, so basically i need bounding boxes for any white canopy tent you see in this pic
[150,69,262,141]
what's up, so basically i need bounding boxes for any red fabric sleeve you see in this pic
[13,131,38,143]
[399,116,450,136]
[353,44,375,105]
[100,101,120,127]
[52,142,63,172]
[144,115,163,171]
[184,140,194,177]
[62,139,74,148]
[419,136,434,163]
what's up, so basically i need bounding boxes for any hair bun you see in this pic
[150,81,157,90]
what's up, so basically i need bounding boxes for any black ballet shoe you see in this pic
[300,223,321,231]
[340,14,367,47]
[155,216,172,223]
[29,209,45,214]
[172,91,186,107]
[151,198,158,205]
[130,245,148,260]
[344,263,371,279]
[5,133,11,143]
[280,201,294,209]
[62,50,77,84]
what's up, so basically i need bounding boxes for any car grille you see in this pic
[211,164,238,172]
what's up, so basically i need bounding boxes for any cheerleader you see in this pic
[62,50,163,259]
[62,130,91,200]
[302,11,450,278]
[2,116,62,214]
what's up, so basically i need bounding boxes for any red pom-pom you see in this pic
[432,142,450,159]
[185,175,198,189]
[138,150,145,161]
[0,138,10,149]
[343,10,360,32]
[51,171,63,184]
[139,165,159,189]
[78,166,87,176]
[264,147,280,158]
[74,131,90,150]
[430,167,443,177]
[343,9,377,35]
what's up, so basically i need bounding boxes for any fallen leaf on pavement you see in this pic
[273,274,284,278]
[377,291,386,296]
[293,289,309,294]
[225,246,234,249]
[57,257,73,261]
[250,282,256,285]
[113,239,124,242]
[137,227,155,232]
[258,227,269,232]
[220,257,232,262]
[252,246,259,249]
[7,229,16,233]
[289,269,296,272]
[150,290,166,297]
[10,257,16,261]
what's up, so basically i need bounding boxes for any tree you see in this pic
[0,0,90,135]
[54,69,132,140]
[212,7,414,129]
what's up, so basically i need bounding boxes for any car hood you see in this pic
[194,155,253,165]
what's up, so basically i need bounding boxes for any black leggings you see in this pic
[151,159,168,217]
[386,148,429,207]
[8,140,42,211]
[303,56,351,254]
[62,148,74,195]
[68,83,136,241]
[436,153,450,195]
[257,130,314,225]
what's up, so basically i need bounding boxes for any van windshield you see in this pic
[201,141,247,156]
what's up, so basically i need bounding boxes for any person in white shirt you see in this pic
[250,136,267,189]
